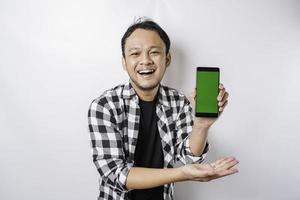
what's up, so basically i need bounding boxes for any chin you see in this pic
[130,76,162,91]
[142,86,158,91]
[134,81,160,91]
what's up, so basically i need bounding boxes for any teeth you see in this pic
[138,69,155,74]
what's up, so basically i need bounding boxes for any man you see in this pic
[88,18,238,200]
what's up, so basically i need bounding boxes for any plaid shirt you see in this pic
[88,82,209,200]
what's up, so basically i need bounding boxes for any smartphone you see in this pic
[195,67,220,117]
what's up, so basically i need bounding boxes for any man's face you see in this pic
[122,28,171,91]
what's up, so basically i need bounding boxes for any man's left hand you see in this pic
[191,83,229,129]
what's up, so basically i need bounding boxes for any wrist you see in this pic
[193,118,213,130]
[175,167,187,182]
[193,124,210,133]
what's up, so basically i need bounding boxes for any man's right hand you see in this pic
[179,157,239,182]
[126,157,238,190]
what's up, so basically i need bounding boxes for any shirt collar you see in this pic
[121,81,170,107]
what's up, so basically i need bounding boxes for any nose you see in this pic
[140,52,153,66]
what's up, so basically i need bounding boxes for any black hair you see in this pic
[121,17,171,58]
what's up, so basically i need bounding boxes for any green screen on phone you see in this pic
[196,68,219,117]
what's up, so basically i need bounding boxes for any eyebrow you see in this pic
[128,47,140,52]
[127,45,163,52]
[148,45,163,49]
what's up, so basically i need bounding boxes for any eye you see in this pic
[150,51,160,55]
[130,52,139,56]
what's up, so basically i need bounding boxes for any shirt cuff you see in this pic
[185,136,210,163]
[117,162,134,192]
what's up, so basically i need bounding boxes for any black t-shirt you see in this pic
[130,97,164,200]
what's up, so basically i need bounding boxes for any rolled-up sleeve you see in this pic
[174,97,210,165]
[88,97,133,193]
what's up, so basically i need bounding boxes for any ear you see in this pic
[122,56,127,71]
[166,52,171,68]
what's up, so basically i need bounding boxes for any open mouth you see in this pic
[137,69,155,75]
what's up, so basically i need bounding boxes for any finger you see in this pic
[218,98,228,107]
[219,83,224,90]
[218,157,236,166]
[214,157,236,169]
[218,92,229,106]
[218,89,229,102]
[217,89,226,101]
[191,88,196,100]
[217,159,239,171]
[228,166,238,171]
[214,157,231,165]
[219,100,228,112]
[189,89,197,109]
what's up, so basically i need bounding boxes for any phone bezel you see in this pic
[195,67,220,118]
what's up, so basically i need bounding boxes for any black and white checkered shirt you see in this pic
[88,82,209,200]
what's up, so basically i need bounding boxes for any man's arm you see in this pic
[88,97,134,193]
[189,126,209,156]
[126,85,237,190]
[88,84,235,191]
[126,157,239,190]
[189,83,229,156]
[126,167,181,189]
[173,96,209,165]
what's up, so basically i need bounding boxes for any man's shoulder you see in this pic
[101,84,125,98]
[90,84,125,108]
[160,85,189,103]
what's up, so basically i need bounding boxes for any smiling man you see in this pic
[88,18,238,200]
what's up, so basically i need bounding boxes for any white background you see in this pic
[1,0,300,199]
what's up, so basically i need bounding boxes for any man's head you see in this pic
[121,18,171,92]
[121,18,171,58]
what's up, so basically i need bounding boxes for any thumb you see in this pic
[189,88,196,109]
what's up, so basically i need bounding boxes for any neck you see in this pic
[130,80,159,101]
